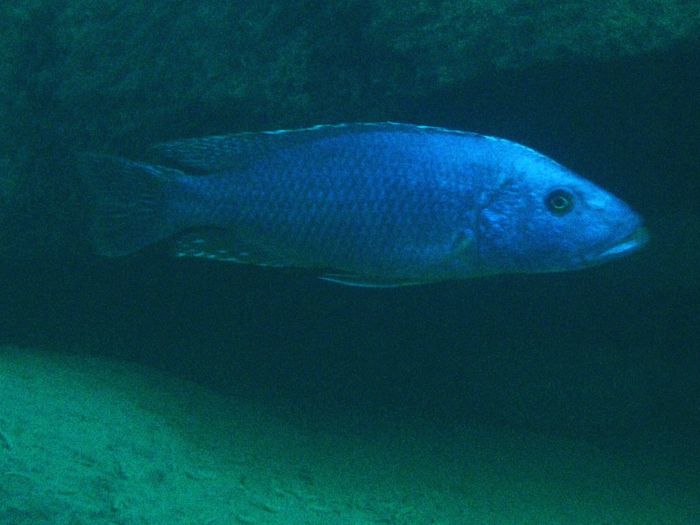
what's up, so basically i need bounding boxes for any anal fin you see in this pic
[174,230,294,268]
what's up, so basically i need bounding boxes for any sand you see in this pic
[0,345,697,524]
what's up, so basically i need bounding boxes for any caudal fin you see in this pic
[80,154,186,256]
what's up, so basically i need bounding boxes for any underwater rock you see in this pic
[1,1,698,145]
[370,0,700,91]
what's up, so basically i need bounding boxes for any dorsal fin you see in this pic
[150,122,483,173]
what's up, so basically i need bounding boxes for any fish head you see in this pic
[476,153,648,274]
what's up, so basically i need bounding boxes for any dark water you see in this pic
[0,3,698,523]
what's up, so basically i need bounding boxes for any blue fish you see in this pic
[82,123,647,286]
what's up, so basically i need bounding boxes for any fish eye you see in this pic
[545,189,574,216]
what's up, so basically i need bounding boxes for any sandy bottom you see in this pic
[0,345,697,524]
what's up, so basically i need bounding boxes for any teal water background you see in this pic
[0,2,698,523]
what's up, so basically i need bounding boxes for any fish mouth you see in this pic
[594,226,649,262]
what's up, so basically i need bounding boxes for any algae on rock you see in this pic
[3,0,698,149]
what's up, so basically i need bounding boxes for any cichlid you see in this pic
[82,123,648,287]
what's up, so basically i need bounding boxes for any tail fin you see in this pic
[80,154,186,256]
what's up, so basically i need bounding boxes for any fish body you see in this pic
[82,123,647,286]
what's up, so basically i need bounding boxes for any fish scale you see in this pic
[81,122,647,286]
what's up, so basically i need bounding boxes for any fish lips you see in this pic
[587,225,649,265]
